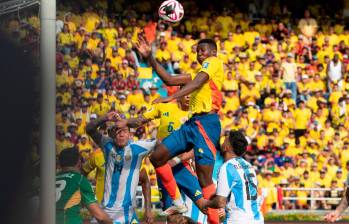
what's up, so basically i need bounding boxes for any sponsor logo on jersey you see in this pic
[195,190,202,197]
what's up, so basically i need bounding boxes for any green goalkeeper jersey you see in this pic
[56,170,97,224]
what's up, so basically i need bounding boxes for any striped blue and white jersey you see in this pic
[217,157,263,223]
[99,136,155,212]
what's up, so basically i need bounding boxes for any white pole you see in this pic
[40,0,56,223]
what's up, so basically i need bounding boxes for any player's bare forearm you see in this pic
[86,116,108,145]
[126,117,150,128]
[140,169,152,214]
[206,195,227,209]
[168,72,209,101]
[148,55,191,86]
[87,203,113,224]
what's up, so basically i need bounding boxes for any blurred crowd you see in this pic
[5,0,349,211]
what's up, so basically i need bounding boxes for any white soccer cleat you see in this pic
[160,204,188,216]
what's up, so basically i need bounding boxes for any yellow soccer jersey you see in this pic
[82,149,105,203]
[143,102,189,139]
[190,57,224,114]
[91,102,111,117]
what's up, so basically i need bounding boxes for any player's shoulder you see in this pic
[158,102,177,111]
[219,159,233,172]
[56,170,82,181]
[100,135,113,146]
[130,139,156,153]
[202,56,222,66]
[224,157,253,170]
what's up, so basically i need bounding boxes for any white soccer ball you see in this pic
[158,0,184,23]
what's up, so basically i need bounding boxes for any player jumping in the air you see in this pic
[136,34,224,223]
[119,94,210,222]
[204,131,264,224]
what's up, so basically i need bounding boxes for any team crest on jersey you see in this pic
[203,62,209,69]
[131,218,138,224]
[116,154,122,162]
[125,150,131,161]
[198,148,204,153]
[195,190,202,197]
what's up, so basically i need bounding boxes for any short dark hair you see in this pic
[228,130,248,156]
[198,38,217,51]
[59,147,80,167]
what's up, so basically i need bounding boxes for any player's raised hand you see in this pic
[136,33,152,59]
[106,111,121,121]
[324,211,342,222]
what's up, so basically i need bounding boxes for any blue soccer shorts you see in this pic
[162,113,221,166]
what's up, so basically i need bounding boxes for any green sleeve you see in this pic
[80,176,97,206]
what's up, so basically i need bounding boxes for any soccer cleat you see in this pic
[160,204,188,216]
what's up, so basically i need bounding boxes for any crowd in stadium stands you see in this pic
[6,0,349,211]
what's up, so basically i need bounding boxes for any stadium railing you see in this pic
[279,187,344,210]
[135,186,345,211]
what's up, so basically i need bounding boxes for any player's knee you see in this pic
[149,154,162,167]
[149,143,171,167]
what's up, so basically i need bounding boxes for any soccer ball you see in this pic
[158,0,184,23]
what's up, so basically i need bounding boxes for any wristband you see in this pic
[172,156,181,165]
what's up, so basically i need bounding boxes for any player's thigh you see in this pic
[191,114,221,166]
[154,123,192,164]
[149,142,173,167]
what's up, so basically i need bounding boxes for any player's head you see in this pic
[108,121,130,147]
[59,147,81,168]
[221,130,248,157]
[197,39,217,64]
[167,214,196,224]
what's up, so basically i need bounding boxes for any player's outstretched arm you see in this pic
[153,72,209,104]
[324,186,349,222]
[139,168,153,224]
[86,112,120,145]
[136,33,191,86]
[87,203,113,224]
[148,55,192,86]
